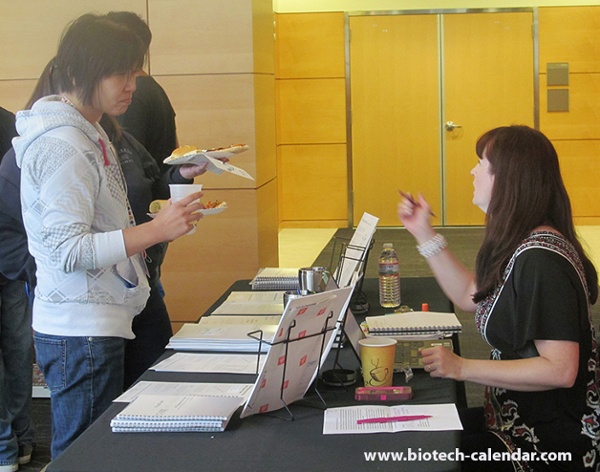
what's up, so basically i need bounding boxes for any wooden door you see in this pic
[349,15,441,226]
[349,11,534,226]
[443,12,534,225]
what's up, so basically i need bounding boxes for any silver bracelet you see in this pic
[417,233,448,258]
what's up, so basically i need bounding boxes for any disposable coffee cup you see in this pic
[169,184,203,234]
[358,337,397,387]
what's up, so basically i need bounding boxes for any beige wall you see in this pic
[0,0,278,327]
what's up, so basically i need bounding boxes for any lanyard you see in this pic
[98,138,111,167]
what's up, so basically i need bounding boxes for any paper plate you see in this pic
[199,203,228,215]
[164,144,249,165]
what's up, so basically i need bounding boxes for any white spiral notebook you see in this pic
[110,394,243,433]
[249,267,299,291]
[167,322,277,353]
[365,311,461,336]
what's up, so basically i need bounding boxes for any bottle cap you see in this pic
[383,243,393,248]
[421,303,429,311]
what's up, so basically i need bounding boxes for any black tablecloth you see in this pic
[48,277,460,472]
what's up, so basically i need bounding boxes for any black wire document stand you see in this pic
[239,286,355,422]
[330,235,375,314]
[320,298,364,388]
[245,312,336,421]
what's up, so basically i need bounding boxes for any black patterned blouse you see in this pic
[475,231,600,471]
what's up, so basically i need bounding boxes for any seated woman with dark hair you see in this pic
[398,125,600,471]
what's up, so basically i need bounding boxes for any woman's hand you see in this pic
[178,157,231,179]
[150,191,204,241]
[397,191,478,312]
[123,191,204,257]
[397,192,436,243]
[421,340,579,391]
[179,163,209,179]
[421,345,463,380]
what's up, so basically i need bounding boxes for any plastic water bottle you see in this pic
[378,243,401,308]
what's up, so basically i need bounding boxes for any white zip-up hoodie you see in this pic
[14,95,150,338]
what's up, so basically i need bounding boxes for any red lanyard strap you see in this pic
[98,138,110,167]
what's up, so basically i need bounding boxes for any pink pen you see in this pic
[357,415,432,425]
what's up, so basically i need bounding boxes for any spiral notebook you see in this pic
[365,311,461,336]
[166,323,277,353]
[110,394,243,433]
[250,267,299,291]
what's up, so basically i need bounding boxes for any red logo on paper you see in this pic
[297,307,308,316]
[298,330,307,338]
[299,355,307,366]
[278,327,284,337]
[259,404,270,413]
[317,308,327,316]
[260,378,267,388]
[278,355,286,365]
[283,380,289,389]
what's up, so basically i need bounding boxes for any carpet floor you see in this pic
[19,398,51,472]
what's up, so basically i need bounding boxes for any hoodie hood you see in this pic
[13,95,103,169]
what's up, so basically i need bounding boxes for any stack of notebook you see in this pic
[365,311,462,337]
[111,394,243,433]
[167,322,277,353]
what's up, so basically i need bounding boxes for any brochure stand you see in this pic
[330,236,374,314]
[246,311,336,421]
[320,306,362,389]
[240,286,354,421]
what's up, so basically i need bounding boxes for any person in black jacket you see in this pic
[0,108,16,157]
[108,11,179,172]
[0,147,36,287]
[0,107,35,471]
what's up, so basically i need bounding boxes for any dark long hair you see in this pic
[55,13,146,107]
[473,125,598,304]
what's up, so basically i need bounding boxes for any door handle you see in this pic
[445,121,462,132]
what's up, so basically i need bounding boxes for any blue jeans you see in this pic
[0,281,34,468]
[33,332,124,460]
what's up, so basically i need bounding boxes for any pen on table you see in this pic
[357,415,432,425]
[398,190,435,217]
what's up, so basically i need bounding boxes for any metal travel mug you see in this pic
[298,267,329,293]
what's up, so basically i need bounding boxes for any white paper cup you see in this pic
[169,184,203,234]
[169,184,203,202]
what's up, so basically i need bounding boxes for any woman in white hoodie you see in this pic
[13,13,202,460]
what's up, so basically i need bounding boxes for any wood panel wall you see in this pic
[539,6,600,225]
[275,12,348,228]
[0,0,278,330]
[275,7,600,227]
